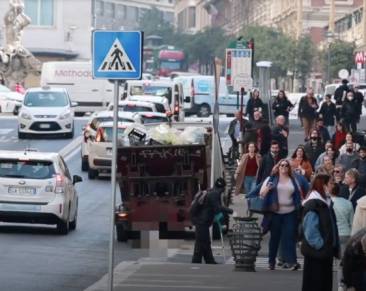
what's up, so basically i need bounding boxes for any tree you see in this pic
[325,40,355,80]
[295,36,316,88]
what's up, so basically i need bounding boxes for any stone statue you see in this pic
[0,0,41,88]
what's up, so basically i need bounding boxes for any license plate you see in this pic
[0,203,41,212]
[39,124,50,129]
[8,186,36,195]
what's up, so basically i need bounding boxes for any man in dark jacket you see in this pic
[228,111,250,151]
[252,110,271,156]
[319,94,336,135]
[334,79,350,121]
[352,146,366,189]
[341,91,359,133]
[354,87,364,123]
[340,168,365,210]
[256,140,280,184]
[191,178,234,264]
[315,117,331,144]
[271,115,289,159]
[304,130,324,168]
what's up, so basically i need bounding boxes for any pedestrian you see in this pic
[334,164,346,189]
[228,111,247,157]
[339,133,360,155]
[353,86,364,124]
[304,129,324,169]
[259,159,302,271]
[315,117,330,144]
[272,90,294,124]
[352,146,366,189]
[234,142,262,196]
[256,140,281,185]
[351,195,366,235]
[246,89,265,121]
[341,91,359,133]
[301,174,340,291]
[336,141,359,172]
[342,228,366,291]
[334,79,350,122]
[332,122,348,151]
[314,142,336,171]
[298,88,319,141]
[252,110,271,156]
[329,180,354,290]
[319,94,337,135]
[191,178,234,264]
[271,115,289,159]
[290,145,313,181]
[340,168,365,210]
[316,155,334,176]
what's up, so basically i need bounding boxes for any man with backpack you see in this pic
[190,177,234,264]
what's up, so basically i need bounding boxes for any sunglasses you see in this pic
[334,170,341,174]
[280,164,289,168]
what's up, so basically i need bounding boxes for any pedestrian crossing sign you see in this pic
[92,30,143,80]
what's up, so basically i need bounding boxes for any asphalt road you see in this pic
[0,115,366,291]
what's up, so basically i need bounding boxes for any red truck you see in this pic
[115,143,210,241]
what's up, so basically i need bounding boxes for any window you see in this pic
[104,2,115,18]
[188,7,196,28]
[126,6,138,21]
[95,0,104,16]
[24,0,54,26]
[116,4,126,19]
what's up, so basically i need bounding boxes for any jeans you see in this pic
[268,211,297,265]
[337,236,350,287]
[244,176,256,194]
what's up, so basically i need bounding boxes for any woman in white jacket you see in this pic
[352,196,366,235]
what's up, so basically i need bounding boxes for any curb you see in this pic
[59,136,82,159]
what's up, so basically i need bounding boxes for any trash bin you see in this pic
[228,217,262,271]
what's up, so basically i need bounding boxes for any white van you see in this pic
[40,61,115,114]
[175,75,243,117]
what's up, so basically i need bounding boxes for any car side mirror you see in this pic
[73,175,82,184]
[71,101,78,107]
[184,96,191,103]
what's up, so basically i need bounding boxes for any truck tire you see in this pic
[197,104,210,117]
[116,224,128,242]
[81,156,89,171]
[88,168,98,180]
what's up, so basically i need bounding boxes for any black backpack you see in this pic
[189,190,208,219]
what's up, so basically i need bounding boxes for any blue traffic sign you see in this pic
[92,30,143,80]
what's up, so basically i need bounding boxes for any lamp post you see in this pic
[326,31,334,84]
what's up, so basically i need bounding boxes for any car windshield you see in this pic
[119,105,153,112]
[0,85,11,93]
[101,127,126,142]
[24,92,69,107]
[141,116,168,124]
[130,85,172,103]
[0,159,55,179]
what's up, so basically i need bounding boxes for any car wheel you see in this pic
[81,156,89,172]
[88,168,98,180]
[116,223,128,242]
[197,104,210,117]
[57,218,70,235]
[13,106,19,115]
[18,131,26,139]
[70,203,78,231]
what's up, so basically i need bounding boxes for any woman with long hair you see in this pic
[339,132,360,155]
[316,155,334,176]
[332,122,347,151]
[272,90,294,124]
[246,89,265,121]
[301,174,340,291]
[259,159,302,270]
[290,146,313,181]
[234,142,262,196]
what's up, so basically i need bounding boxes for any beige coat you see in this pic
[351,195,366,235]
[234,153,261,196]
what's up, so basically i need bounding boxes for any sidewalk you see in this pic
[84,260,305,291]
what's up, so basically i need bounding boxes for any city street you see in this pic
[0,114,365,291]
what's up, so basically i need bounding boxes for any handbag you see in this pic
[246,176,274,214]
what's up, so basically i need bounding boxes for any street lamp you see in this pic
[326,31,334,84]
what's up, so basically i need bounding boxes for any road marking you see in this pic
[0,129,14,134]
[59,136,82,159]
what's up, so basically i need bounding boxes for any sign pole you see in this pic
[108,79,120,291]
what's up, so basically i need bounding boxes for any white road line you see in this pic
[0,129,14,134]
[59,136,82,159]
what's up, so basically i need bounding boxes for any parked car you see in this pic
[0,84,24,115]
[0,149,82,234]
[107,100,158,113]
[132,112,170,124]
[126,95,170,113]
[18,86,76,139]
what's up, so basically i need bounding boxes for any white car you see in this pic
[132,112,170,124]
[0,84,24,114]
[107,100,158,113]
[81,111,136,171]
[126,95,170,113]
[87,122,129,179]
[0,150,82,234]
[18,87,76,139]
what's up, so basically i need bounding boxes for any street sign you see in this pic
[338,69,349,79]
[355,51,366,65]
[92,30,143,80]
[225,48,253,90]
